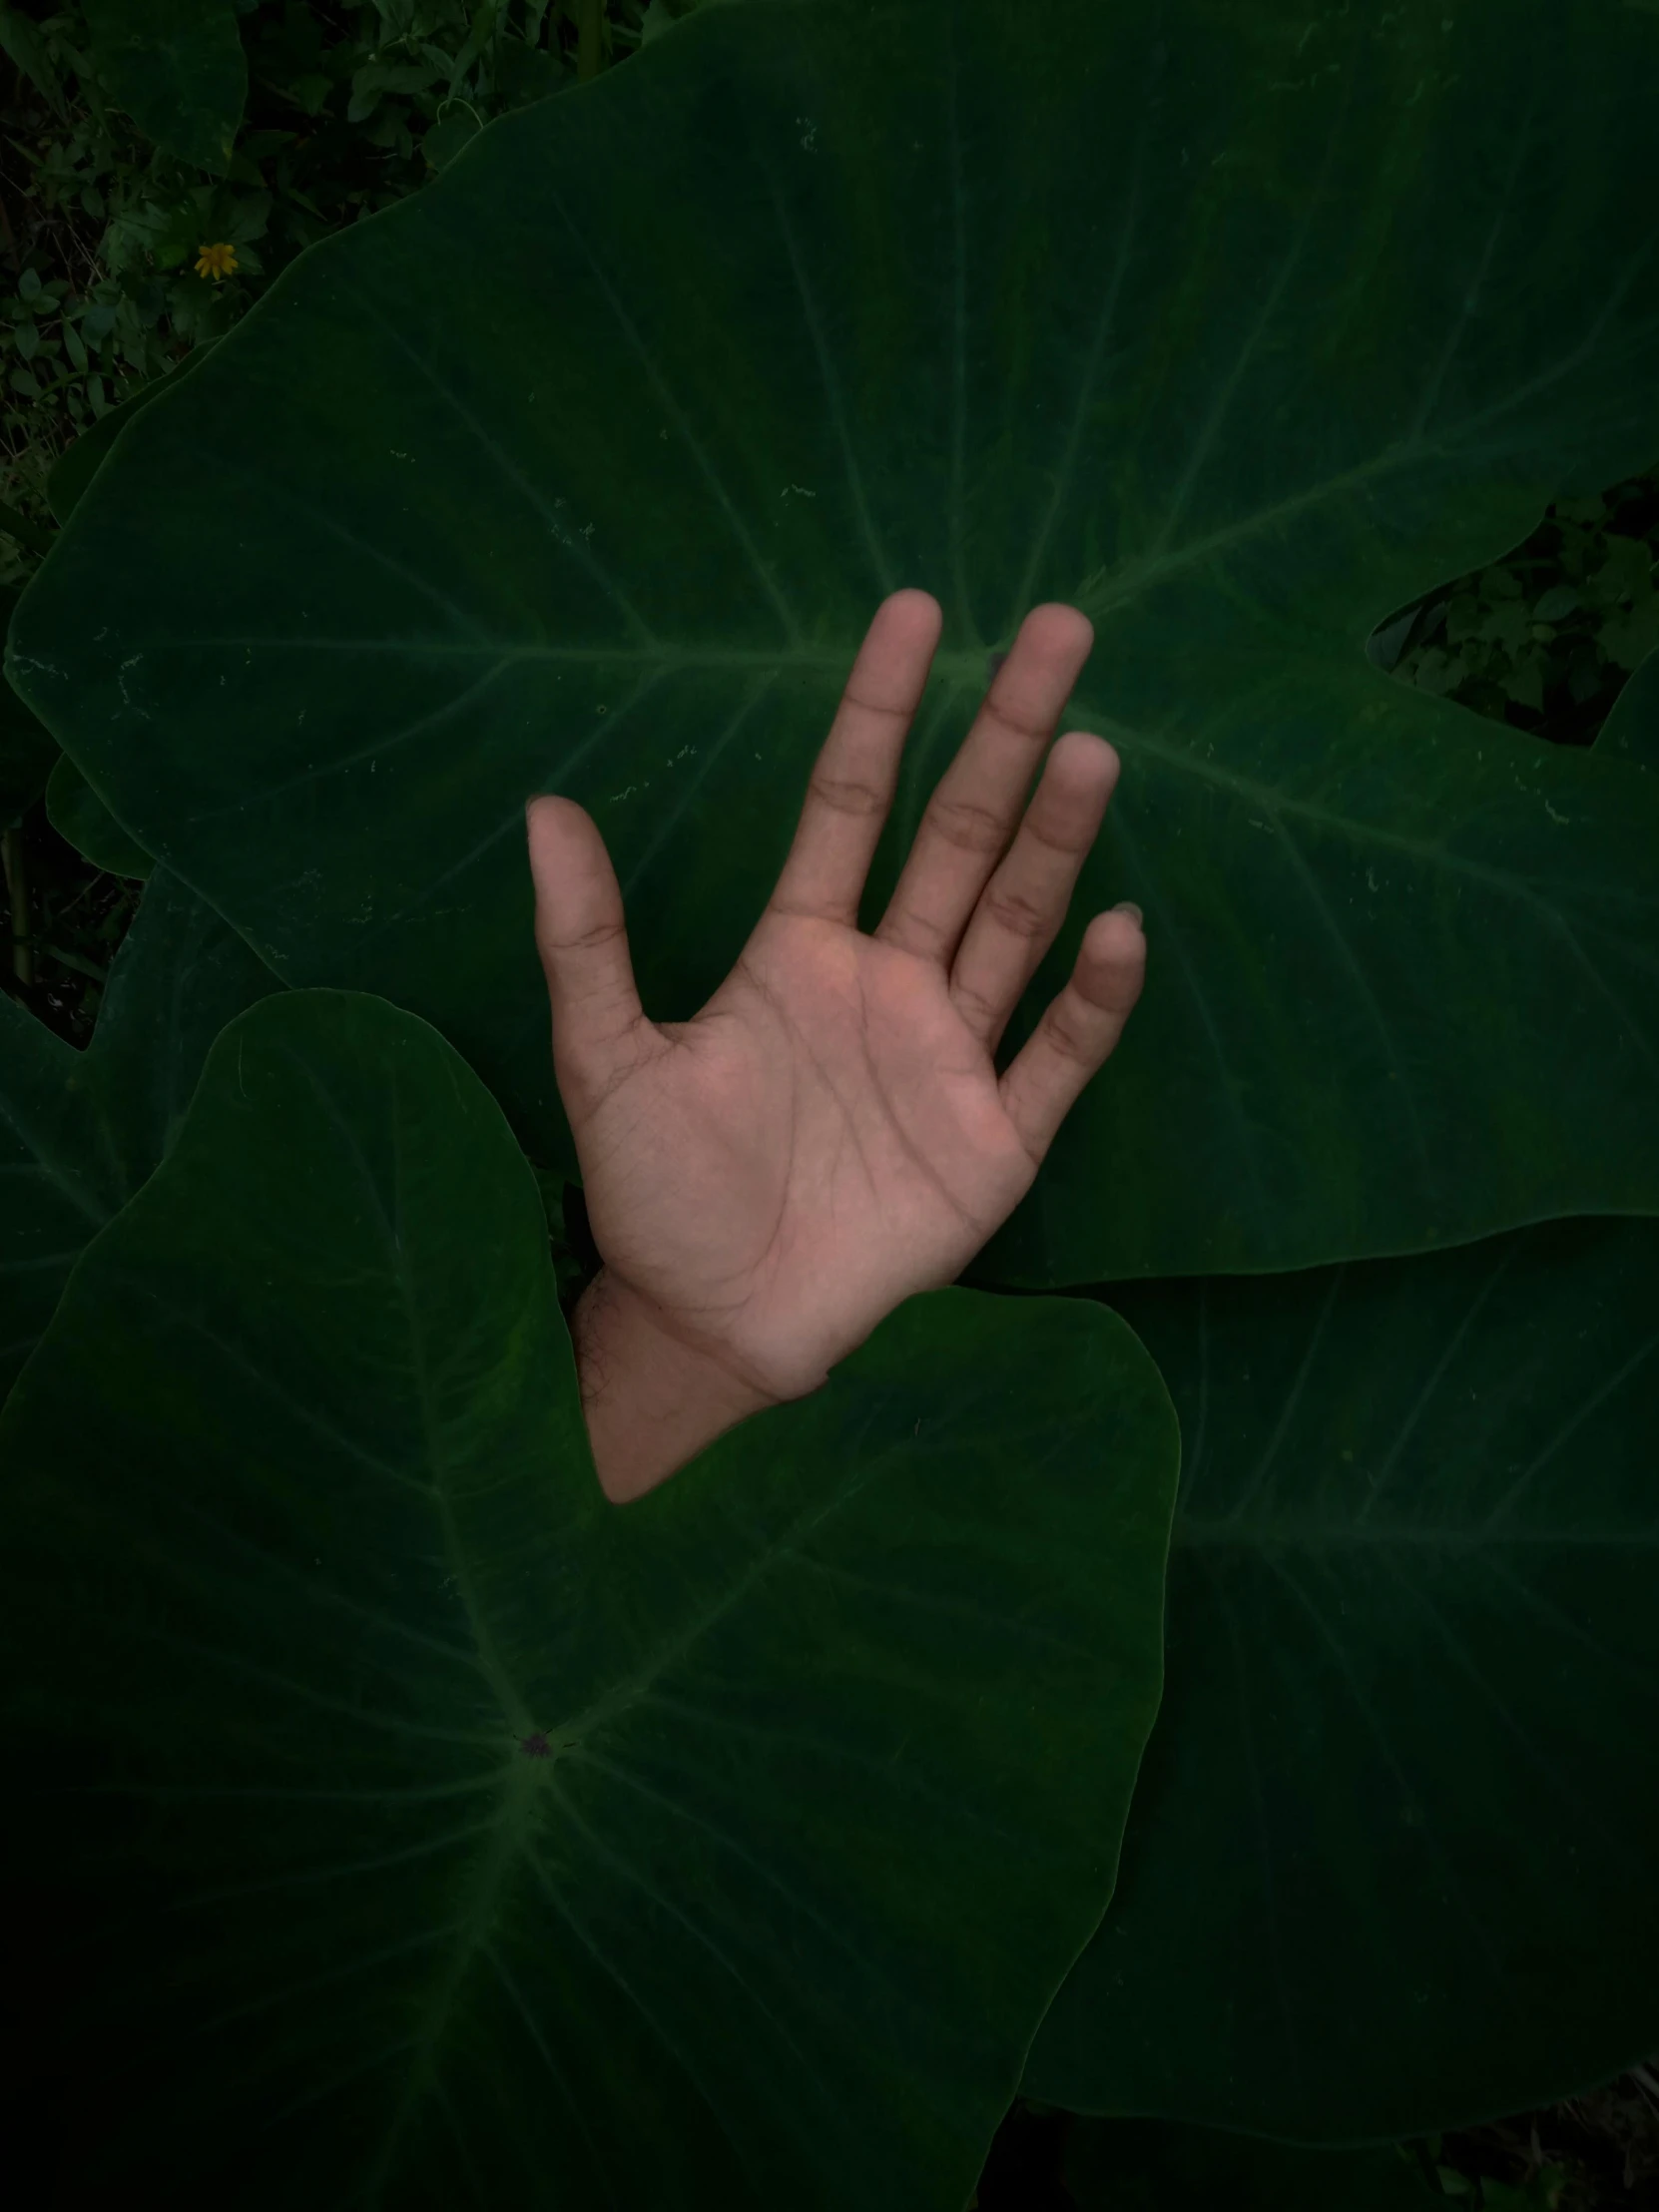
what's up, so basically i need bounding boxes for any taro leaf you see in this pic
[45,754,153,878]
[1023,1219,1659,2138]
[0,583,57,826]
[83,0,247,172]
[0,987,1178,2210]
[0,864,275,1402]
[1064,2118,1433,2211]
[47,336,223,526]
[11,0,1659,1287]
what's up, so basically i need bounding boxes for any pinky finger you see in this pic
[997,906,1147,1167]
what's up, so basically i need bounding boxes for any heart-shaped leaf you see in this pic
[13,0,1659,1287]
[0,986,1178,2208]
[0,863,276,1402]
[1024,1219,1659,2136]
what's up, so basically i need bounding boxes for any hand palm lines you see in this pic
[528,590,1146,1413]
[615,919,1020,1305]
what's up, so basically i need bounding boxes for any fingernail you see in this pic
[1113,900,1144,927]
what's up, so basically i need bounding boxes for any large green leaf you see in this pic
[1024,1219,1659,2137]
[0,987,1178,2209]
[0,864,275,1399]
[10,0,1659,1286]
[83,0,246,172]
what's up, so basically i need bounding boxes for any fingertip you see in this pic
[1029,600,1095,655]
[526,792,588,855]
[885,587,944,639]
[1083,906,1147,999]
[526,797,585,909]
[1057,730,1121,797]
[1086,903,1144,946]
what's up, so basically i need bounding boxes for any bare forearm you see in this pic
[571,1268,782,1503]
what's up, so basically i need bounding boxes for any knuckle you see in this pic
[1043,995,1097,1066]
[810,770,887,819]
[1022,808,1084,858]
[952,975,1001,1029]
[840,684,911,722]
[926,792,1008,855]
[980,878,1051,939]
[881,901,955,957]
[983,694,1048,747]
[549,912,628,957]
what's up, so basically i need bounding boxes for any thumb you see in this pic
[525,795,649,1096]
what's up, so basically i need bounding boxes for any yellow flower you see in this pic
[194,242,239,282]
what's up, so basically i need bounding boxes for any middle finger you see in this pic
[871,601,1096,965]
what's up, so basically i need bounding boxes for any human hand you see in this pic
[527,590,1146,1499]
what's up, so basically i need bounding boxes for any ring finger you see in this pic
[948,730,1122,1056]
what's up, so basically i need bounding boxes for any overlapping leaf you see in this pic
[1025,1221,1659,2137]
[0,987,1178,2209]
[11,0,1659,1285]
[0,864,275,1401]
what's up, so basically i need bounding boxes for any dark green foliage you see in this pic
[0,579,55,822]
[1379,482,1658,741]
[44,751,152,874]
[1025,1222,1659,2132]
[0,864,276,1390]
[12,0,1659,1287]
[0,1,1656,2198]
[0,987,1179,2205]
[0,2,701,558]
[1064,2118,1436,2210]
[83,0,249,171]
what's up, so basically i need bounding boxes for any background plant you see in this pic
[0,0,711,1041]
[0,0,698,571]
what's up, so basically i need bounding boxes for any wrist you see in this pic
[572,1268,782,1503]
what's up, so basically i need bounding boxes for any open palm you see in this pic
[527,591,1146,1409]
